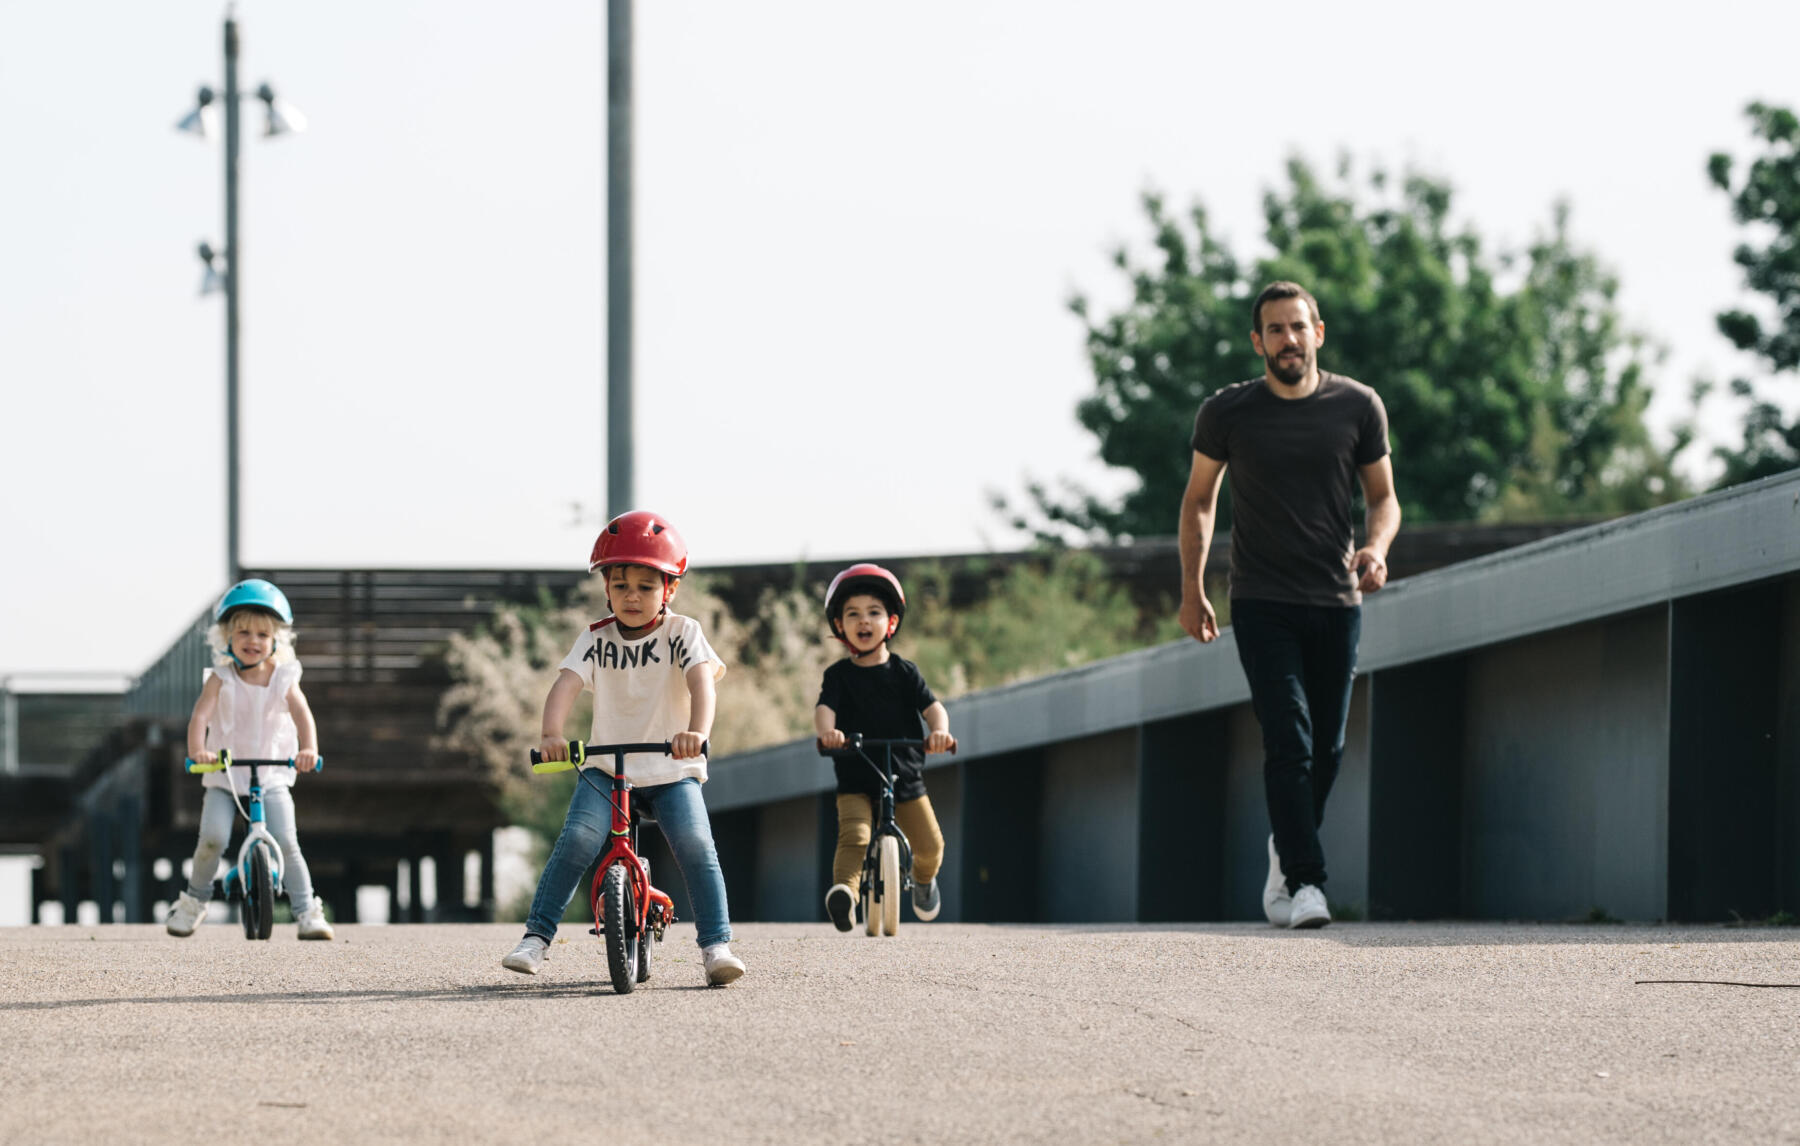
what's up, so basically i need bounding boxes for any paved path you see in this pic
[3,922,1798,1144]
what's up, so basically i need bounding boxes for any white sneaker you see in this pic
[166,891,208,937]
[295,902,334,941]
[1262,835,1292,927]
[825,884,855,932]
[502,934,550,974]
[702,943,745,986]
[1288,884,1331,930]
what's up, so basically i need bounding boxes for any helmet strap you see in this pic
[227,647,269,671]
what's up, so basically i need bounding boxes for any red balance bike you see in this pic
[528,739,694,994]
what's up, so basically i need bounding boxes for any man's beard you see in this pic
[1269,348,1311,385]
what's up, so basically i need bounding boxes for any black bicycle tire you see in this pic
[637,905,653,983]
[250,844,274,941]
[602,864,638,994]
[862,847,880,937]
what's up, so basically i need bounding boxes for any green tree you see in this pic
[1707,101,1800,484]
[1019,157,1686,541]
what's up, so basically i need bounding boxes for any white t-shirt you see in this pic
[201,661,302,794]
[557,611,725,787]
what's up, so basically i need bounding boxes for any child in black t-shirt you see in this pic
[814,563,956,931]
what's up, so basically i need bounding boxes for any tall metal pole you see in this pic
[223,14,242,585]
[605,0,634,519]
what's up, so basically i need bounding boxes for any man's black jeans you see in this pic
[1230,598,1361,893]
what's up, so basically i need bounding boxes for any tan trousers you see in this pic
[833,793,944,894]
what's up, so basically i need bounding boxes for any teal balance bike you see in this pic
[184,750,322,940]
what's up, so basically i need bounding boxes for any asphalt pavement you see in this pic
[4,921,1799,1144]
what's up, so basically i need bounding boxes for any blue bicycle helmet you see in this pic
[215,579,293,624]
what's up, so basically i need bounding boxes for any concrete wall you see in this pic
[1459,610,1669,921]
[1037,729,1138,922]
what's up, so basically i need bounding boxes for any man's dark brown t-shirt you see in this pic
[1190,371,1390,608]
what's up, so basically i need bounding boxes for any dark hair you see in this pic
[1250,281,1321,332]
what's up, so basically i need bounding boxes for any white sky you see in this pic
[4,1,1799,677]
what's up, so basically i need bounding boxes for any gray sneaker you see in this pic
[502,934,550,974]
[911,877,941,922]
[1262,835,1292,927]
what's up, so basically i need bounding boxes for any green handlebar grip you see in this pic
[528,740,585,773]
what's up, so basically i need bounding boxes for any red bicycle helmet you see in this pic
[825,563,906,644]
[589,510,689,577]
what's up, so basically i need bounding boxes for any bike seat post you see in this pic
[612,749,631,834]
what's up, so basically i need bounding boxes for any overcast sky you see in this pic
[4,1,1798,678]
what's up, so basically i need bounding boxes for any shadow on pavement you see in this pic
[2,979,718,1012]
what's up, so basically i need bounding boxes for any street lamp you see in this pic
[176,11,305,587]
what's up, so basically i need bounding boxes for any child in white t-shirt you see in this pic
[501,511,746,986]
[166,579,333,941]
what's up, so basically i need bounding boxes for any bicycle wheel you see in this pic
[249,844,274,941]
[601,863,639,994]
[636,907,654,984]
[879,835,901,937]
[861,852,879,937]
[237,868,254,941]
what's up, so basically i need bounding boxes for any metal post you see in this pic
[606,0,634,518]
[1,681,16,775]
[223,15,243,585]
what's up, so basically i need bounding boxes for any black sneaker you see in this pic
[825,884,855,932]
[911,877,941,922]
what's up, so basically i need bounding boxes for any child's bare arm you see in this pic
[815,704,844,749]
[285,683,321,771]
[186,675,224,763]
[538,669,585,761]
[922,701,955,754]
[672,662,716,760]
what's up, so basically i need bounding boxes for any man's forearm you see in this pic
[1179,507,1214,601]
[1364,494,1401,558]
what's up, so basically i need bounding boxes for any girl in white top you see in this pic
[501,511,746,986]
[164,579,333,941]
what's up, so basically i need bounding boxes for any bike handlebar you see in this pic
[815,733,957,757]
[529,739,710,774]
[185,750,323,774]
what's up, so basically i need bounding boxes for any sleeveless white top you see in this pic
[201,661,303,794]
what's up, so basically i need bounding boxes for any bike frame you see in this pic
[184,752,311,898]
[226,766,286,897]
[532,741,680,942]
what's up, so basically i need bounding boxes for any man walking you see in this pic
[1178,281,1400,929]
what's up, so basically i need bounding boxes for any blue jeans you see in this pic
[525,775,733,948]
[1231,599,1361,892]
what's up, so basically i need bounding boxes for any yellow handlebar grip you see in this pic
[531,759,576,774]
[185,748,230,774]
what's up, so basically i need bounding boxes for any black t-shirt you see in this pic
[816,655,938,801]
[1191,371,1390,608]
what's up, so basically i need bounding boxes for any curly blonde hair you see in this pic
[208,606,297,666]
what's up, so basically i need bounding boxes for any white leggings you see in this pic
[185,786,316,915]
